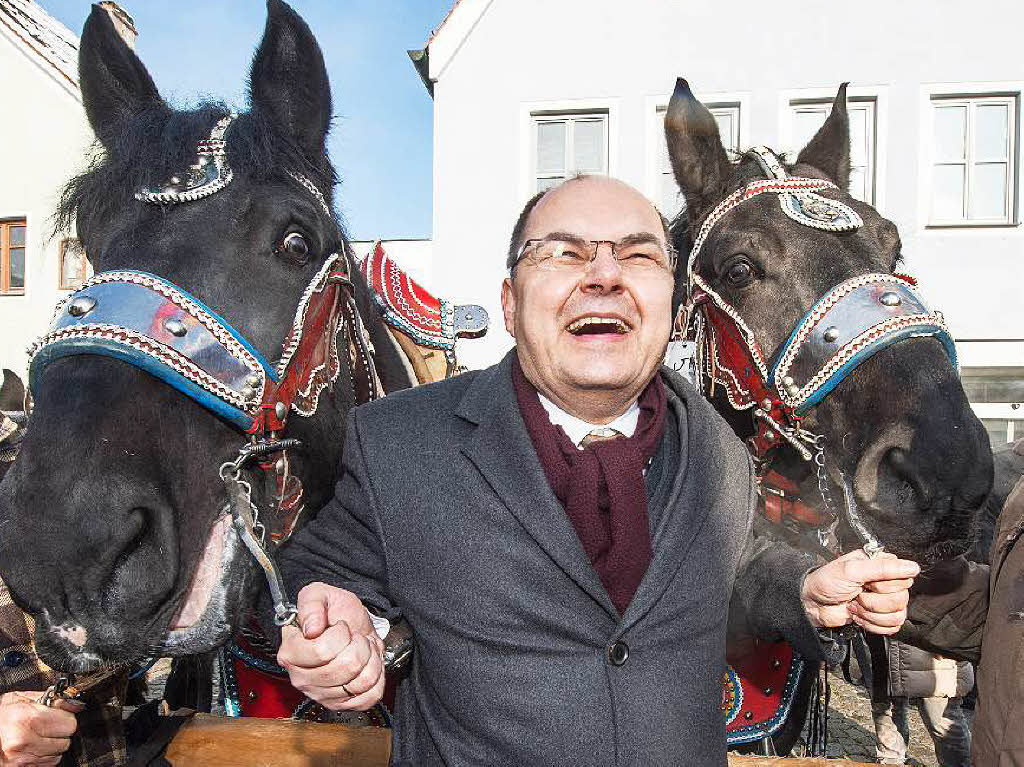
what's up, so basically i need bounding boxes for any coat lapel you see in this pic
[457,353,619,619]
[619,370,715,633]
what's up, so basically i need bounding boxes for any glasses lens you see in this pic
[614,243,672,271]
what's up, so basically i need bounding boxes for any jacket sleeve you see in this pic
[729,462,825,662]
[896,556,989,666]
[262,409,398,640]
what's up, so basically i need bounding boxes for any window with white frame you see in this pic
[788,98,876,204]
[656,103,741,219]
[533,112,608,192]
[930,94,1018,225]
[961,367,1024,446]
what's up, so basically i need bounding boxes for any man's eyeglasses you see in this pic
[511,236,677,277]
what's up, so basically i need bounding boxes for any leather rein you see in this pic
[675,146,957,557]
[28,114,381,629]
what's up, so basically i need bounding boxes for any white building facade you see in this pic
[417,0,1024,447]
[0,1,135,383]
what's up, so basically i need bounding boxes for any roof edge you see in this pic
[425,0,492,83]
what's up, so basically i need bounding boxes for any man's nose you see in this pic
[581,245,624,293]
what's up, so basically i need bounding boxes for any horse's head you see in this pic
[665,79,992,563]
[0,0,405,670]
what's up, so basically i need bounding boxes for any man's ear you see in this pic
[664,78,732,225]
[795,83,851,190]
[79,5,164,148]
[501,278,517,339]
[249,0,332,163]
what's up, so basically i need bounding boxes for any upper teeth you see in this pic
[568,317,629,333]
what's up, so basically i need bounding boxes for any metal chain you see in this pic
[813,435,837,517]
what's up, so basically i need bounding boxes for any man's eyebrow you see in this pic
[532,231,590,246]
[532,231,664,246]
[617,232,663,247]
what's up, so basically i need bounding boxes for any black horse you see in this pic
[666,79,992,562]
[665,79,994,753]
[0,0,414,671]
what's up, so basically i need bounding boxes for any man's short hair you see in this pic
[506,175,675,276]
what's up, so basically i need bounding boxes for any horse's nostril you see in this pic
[880,447,934,511]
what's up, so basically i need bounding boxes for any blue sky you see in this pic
[42,0,450,240]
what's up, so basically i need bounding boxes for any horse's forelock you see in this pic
[55,103,341,246]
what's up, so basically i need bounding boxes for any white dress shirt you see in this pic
[537,393,640,449]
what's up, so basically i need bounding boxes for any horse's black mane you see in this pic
[56,102,341,243]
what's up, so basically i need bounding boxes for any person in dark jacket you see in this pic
[271,176,921,766]
[898,438,1024,766]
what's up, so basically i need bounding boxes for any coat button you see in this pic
[607,641,629,666]
[2,650,27,668]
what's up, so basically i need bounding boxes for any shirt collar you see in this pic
[536,393,640,449]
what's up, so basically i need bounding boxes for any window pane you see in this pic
[792,107,828,151]
[931,164,966,220]
[933,105,967,162]
[962,373,1024,402]
[975,103,1009,160]
[61,240,87,289]
[849,107,870,168]
[713,112,735,152]
[536,122,566,175]
[659,172,684,219]
[573,119,605,173]
[849,166,868,202]
[972,162,1008,219]
[9,225,25,248]
[9,247,24,289]
[537,176,563,192]
[982,419,1010,446]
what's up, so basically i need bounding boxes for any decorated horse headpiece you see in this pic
[679,146,955,461]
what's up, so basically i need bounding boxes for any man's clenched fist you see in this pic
[801,550,920,635]
[0,691,81,767]
[277,582,386,711]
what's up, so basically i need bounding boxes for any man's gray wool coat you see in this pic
[276,351,823,766]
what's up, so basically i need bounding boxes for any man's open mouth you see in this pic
[566,316,631,336]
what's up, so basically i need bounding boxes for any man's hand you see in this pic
[276,582,386,711]
[801,550,920,635]
[0,691,81,766]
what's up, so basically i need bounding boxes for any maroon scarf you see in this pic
[512,357,667,614]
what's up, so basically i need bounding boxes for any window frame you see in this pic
[519,98,620,207]
[786,96,878,205]
[530,109,610,192]
[58,237,90,291]
[0,218,27,296]
[647,91,751,220]
[654,102,742,219]
[927,92,1019,228]
[961,366,1024,446]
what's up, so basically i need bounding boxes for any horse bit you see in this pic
[671,145,957,557]
[29,113,381,633]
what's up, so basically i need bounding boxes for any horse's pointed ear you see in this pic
[250,0,332,161]
[796,83,852,190]
[79,5,162,148]
[664,78,732,224]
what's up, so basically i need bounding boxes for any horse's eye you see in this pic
[725,259,754,286]
[277,232,310,264]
